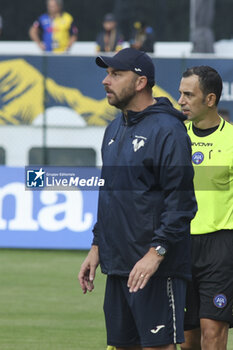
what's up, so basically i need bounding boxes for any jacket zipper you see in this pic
[109,120,128,274]
[117,122,128,157]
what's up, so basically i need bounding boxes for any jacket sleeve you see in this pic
[151,125,197,251]
[92,222,99,246]
[91,125,111,247]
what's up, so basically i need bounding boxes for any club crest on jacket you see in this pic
[132,137,146,152]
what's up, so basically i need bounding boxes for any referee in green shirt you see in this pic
[178,66,233,350]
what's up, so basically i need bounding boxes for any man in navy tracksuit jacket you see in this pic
[79,48,197,350]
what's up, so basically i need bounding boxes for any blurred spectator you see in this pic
[0,15,2,36]
[218,108,232,123]
[29,0,78,53]
[191,0,215,53]
[130,21,155,53]
[96,13,123,52]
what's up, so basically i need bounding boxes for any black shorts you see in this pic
[184,230,233,330]
[104,275,187,348]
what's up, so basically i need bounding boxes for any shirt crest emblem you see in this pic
[132,135,147,152]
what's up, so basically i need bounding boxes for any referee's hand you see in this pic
[127,248,164,293]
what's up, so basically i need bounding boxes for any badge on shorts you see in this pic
[213,294,227,308]
[192,152,204,164]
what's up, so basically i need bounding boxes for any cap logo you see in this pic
[134,68,142,72]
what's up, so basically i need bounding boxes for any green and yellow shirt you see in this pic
[187,117,233,234]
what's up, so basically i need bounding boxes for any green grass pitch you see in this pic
[0,249,232,350]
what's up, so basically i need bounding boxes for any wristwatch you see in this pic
[154,245,167,257]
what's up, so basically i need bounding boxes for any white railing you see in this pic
[0,40,233,57]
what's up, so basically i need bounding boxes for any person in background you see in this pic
[78,48,197,350]
[178,66,233,350]
[29,0,78,53]
[130,21,155,53]
[0,15,2,36]
[96,13,123,52]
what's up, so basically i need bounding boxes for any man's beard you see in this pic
[110,85,137,110]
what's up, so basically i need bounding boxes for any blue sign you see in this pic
[0,166,99,249]
[1,56,233,127]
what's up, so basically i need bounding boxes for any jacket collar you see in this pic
[122,97,186,126]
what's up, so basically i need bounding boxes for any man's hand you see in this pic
[127,247,164,293]
[38,41,46,51]
[78,245,99,294]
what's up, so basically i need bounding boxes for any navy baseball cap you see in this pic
[96,48,155,87]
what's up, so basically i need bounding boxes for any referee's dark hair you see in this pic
[182,66,223,106]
